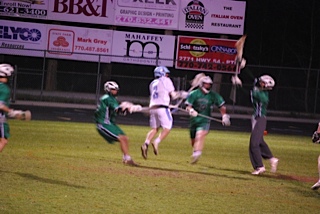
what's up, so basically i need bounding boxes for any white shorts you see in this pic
[149,107,173,130]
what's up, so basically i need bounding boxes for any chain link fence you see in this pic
[1,48,319,114]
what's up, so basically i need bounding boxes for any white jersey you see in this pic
[149,76,175,107]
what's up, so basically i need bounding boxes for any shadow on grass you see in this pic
[0,170,87,189]
[136,165,251,180]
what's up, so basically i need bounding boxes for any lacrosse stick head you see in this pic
[235,35,247,60]
[190,73,206,89]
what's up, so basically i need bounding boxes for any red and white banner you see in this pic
[46,25,113,62]
[0,20,47,57]
[48,0,114,25]
[111,31,175,66]
[114,0,180,29]
[178,0,246,35]
[0,20,113,62]
[175,36,238,74]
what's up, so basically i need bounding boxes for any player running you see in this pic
[140,66,188,159]
[0,64,14,153]
[94,81,138,166]
[185,75,231,164]
[249,75,279,175]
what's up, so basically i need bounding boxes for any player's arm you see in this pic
[0,103,12,113]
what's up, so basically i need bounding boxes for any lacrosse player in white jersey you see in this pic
[311,122,320,190]
[140,66,188,159]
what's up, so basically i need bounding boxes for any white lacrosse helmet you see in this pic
[200,76,213,93]
[0,64,14,77]
[259,75,275,90]
[104,81,119,92]
[154,66,170,78]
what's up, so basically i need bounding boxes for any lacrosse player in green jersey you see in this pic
[185,75,231,164]
[0,64,14,152]
[94,81,138,166]
[311,122,320,190]
[249,75,279,175]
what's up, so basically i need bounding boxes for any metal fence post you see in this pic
[40,50,46,100]
[95,55,101,104]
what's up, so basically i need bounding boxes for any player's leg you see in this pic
[141,109,160,159]
[190,122,210,164]
[311,155,320,190]
[96,123,137,166]
[151,108,173,155]
[259,138,279,173]
[249,116,266,174]
[0,123,9,152]
[0,138,8,152]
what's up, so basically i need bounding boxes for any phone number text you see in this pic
[0,6,47,16]
[177,61,236,72]
[74,46,109,53]
[116,15,172,26]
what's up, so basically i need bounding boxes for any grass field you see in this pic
[1,120,320,213]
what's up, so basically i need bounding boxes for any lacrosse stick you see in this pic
[173,73,206,108]
[176,107,222,123]
[230,35,247,105]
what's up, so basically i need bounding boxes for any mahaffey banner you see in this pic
[112,31,175,66]
[178,0,246,35]
[175,35,238,74]
[114,0,180,30]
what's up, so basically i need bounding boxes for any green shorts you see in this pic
[96,123,125,144]
[189,122,210,139]
[0,122,10,139]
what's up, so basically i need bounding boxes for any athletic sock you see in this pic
[154,137,161,145]
[123,155,131,161]
[144,140,150,145]
[192,151,202,156]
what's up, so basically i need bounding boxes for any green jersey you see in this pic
[94,94,119,124]
[0,83,10,115]
[186,88,225,124]
[250,87,269,117]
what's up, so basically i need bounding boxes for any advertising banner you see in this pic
[114,0,179,30]
[48,0,114,25]
[46,25,113,62]
[112,31,175,66]
[0,20,46,57]
[178,0,246,35]
[0,0,48,19]
[175,35,238,74]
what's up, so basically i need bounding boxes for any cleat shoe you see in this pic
[151,142,159,155]
[251,166,266,175]
[270,157,279,173]
[311,181,320,190]
[141,144,148,159]
[123,159,139,167]
[190,154,201,164]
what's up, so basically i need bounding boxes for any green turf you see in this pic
[1,120,319,213]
